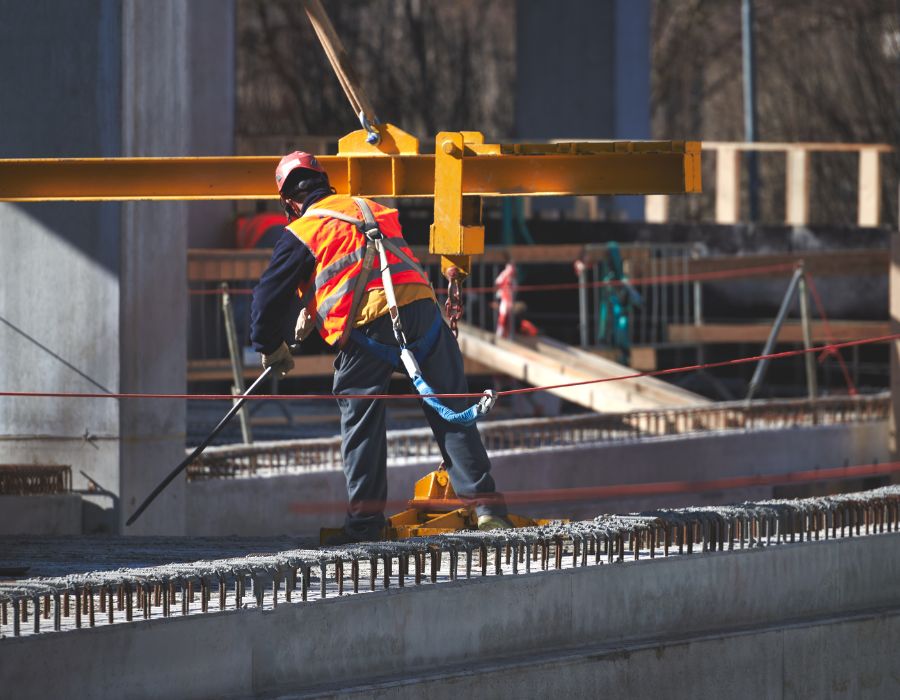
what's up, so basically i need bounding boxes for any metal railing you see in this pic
[646,142,894,228]
[187,241,700,369]
[187,393,888,480]
[0,465,72,495]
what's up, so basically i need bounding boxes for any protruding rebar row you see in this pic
[3,485,900,639]
[189,394,888,479]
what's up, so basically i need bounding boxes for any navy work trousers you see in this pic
[332,299,507,539]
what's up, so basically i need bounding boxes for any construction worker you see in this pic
[250,151,509,544]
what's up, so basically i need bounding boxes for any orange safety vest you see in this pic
[286,194,430,346]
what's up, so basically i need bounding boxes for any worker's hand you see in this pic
[295,307,315,343]
[261,341,294,379]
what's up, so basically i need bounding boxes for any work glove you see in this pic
[261,341,294,379]
[295,307,315,343]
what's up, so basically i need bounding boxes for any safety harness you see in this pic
[303,198,496,426]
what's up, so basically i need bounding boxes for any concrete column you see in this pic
[613,0,651,221]
[515,0,614,218]
[0,0,234,534]
[891,187,900,466]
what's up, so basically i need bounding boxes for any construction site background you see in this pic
[237,0,899,228]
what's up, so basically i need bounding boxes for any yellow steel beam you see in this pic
[0,135,701,201]
[0,124,701,280]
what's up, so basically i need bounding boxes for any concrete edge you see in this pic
[287,604,900,699]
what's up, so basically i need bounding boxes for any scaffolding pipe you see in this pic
[746,266,804,402]
[798,269,818,400]
[220,284,253,445]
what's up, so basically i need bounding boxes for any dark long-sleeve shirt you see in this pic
[249,231,314,354]
[249,188,334,354]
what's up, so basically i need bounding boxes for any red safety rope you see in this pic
[452,261,797,295]
[289,461,900,515]
[804,273,858,395]
[1,333,896,403]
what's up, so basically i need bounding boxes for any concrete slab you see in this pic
[2,532,899,699]
[301,609,900,700]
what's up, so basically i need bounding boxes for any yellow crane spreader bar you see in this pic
[0,130,700,201]
[0,125,701,277]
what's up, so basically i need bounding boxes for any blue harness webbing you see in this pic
[350,309,489,426]
[350,306,443,369]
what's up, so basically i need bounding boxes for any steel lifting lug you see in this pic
[477,389,497,416]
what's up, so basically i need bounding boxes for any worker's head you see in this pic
[275,151,332,221]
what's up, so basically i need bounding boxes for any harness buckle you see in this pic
[399,348,422,378]
[477,389,497,417]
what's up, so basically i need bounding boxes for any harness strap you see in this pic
[338,244,378,348]
[352,197,379,230]
[303,207,366,228]
[349,306,444,368]
[380,236,428,279]
[350,199,407,346]
[303,198,497,425]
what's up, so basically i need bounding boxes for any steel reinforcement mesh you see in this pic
[188,394,889,479]
[2,484,899,638]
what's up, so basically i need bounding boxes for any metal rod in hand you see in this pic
[746,265,804,402]
[125,366,273,527]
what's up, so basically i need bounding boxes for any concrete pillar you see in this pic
[891,186,900,466]
[613,0,651,221]
[515,0,614,219]
[0,0,234,534]
[515,0,651,221]
[515,0,615,140]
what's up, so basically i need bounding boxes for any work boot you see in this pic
[477,515,513,531]
[320,527,384,547]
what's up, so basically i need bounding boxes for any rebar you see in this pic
[4,485,900,639]
[186,395,888,480]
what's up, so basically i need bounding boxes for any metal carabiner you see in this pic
[359,111,381,146]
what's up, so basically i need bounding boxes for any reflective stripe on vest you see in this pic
[286,195,430,345]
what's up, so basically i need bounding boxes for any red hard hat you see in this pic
[275,151,326,193]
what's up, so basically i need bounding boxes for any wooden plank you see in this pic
[188,355,335,382]
[644,195,669,223]
[667,321,889,344]
[703,142,893,153]
[188,355,492,382]
[518,335,705,406]
[186,244,661,283]
[785,149,810,226]
[858,148,882,228]
[683,250,887,279]
[187,249,888,287]
[188,249,272,282]
[591,347,657,371]
[715,148,741,224]
[456,324,707,412]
